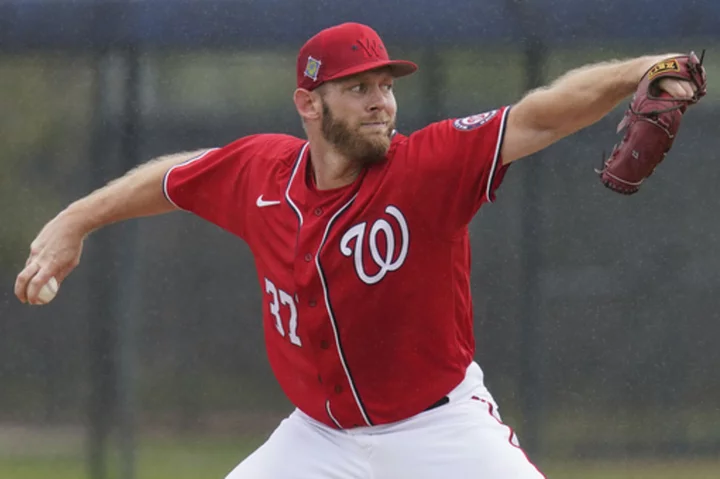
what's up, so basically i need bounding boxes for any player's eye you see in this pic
[382,83,393,92]
[350,84,365,93]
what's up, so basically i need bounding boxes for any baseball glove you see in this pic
[597,51,708,195]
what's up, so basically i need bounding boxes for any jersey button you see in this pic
[320,340,330,349]
[304,253,312,262]
[314,207,323,216]
[334,385,343,394]
[309,300,317,307]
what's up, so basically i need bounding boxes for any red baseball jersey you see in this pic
[163,106,511,429]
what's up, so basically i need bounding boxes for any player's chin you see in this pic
[358,141,391,165]
[365,132,390,147]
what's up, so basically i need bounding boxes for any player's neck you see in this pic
[307,140,362,191]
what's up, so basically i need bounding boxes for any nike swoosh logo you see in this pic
[256,195,281,208]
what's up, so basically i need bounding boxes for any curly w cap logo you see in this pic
[304,56,321,81]
[355,38,385,58]
[340,206,409,285]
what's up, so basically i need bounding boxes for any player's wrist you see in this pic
[61,199,102,237]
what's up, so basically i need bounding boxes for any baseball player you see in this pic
[15,22,703,479]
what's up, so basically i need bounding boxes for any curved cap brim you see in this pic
[324,59,418,84]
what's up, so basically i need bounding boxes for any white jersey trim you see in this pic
[484,106,511,204]
[316,192,373,427]
[162,148,220,209]
[325,400,343,429]
[285,143,309,227]
[285,143,371,427]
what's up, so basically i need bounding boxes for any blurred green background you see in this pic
[2,1,720,478]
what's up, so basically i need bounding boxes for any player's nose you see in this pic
[367,85,390,111]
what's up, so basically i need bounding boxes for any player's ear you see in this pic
[294,88,322,122]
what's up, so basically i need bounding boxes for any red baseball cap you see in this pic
[297,23,418,91]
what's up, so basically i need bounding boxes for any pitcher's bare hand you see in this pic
[15,212,86,304]
[657,77,697,99]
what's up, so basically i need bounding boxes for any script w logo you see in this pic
[340,206,409,285]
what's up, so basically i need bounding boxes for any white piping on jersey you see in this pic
[285,143,372,427]
[315,191,373,427]
[485,106,511,204]
[284,143,309,227]
[162,148,220,209]
[325,400,343,429]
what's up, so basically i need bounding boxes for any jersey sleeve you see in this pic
[163,135,267,239]
[405,106,511,234]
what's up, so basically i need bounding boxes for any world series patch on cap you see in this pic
[304,56,321,81]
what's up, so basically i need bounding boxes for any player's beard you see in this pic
[321,100,395,167]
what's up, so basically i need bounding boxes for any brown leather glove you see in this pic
[597,51,708,195]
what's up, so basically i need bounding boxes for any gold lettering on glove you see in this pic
[647,59,680,80]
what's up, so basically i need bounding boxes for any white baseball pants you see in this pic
[225,362,545,479]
